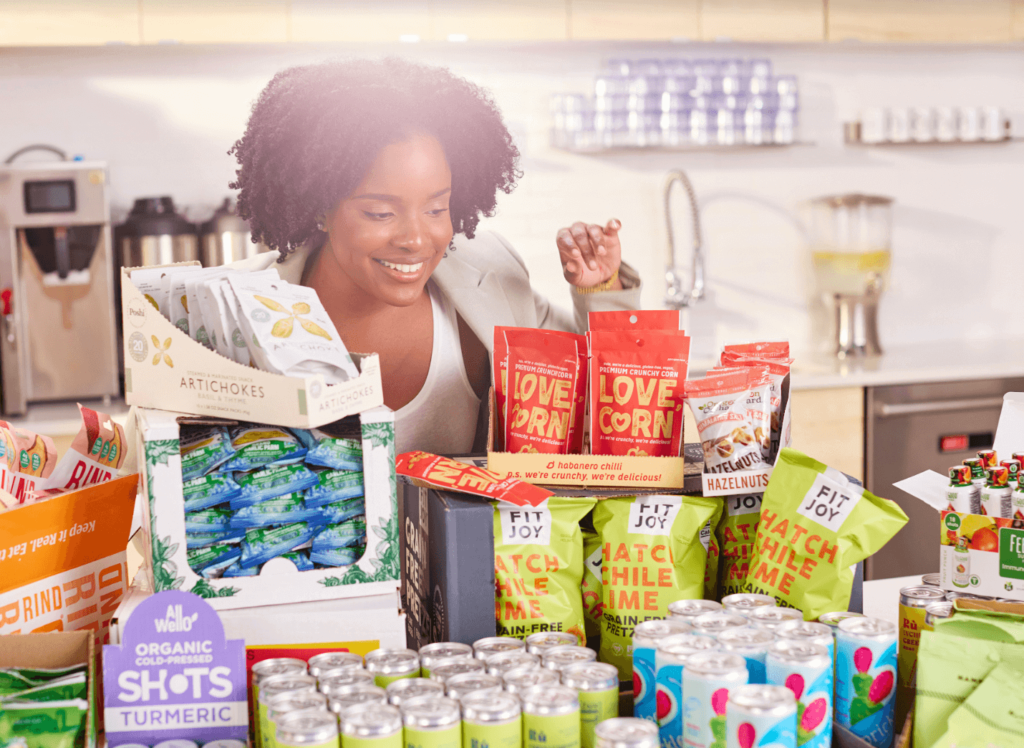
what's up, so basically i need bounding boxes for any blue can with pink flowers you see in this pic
[835,616,897,748]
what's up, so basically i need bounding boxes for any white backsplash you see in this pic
[3,41,1021,357]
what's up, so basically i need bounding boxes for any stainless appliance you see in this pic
[199,197,270,266]
[865,377,1024,579]
[808,194,892,357]
[118,196,198,267]
[0,160,120,415]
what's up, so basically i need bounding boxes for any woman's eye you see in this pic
[364,211,393,220]
[428,208,449,216]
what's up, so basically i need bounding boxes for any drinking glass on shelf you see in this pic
[860,108,888,144]
[981,106,1004,141]
[957,106,980,141]
[604,59,632,76]
[911,107,934,142]
[748,76,772,95]
[744,59,772,79]
[633,59,662,77]
[661,109,692,147]
[594,74,630,97]
[775,75,799,111]
[662,74,695,96]
[596,109,629,148]
[935,107,956,142]
[594,93,628,113]
[716,108,739,145]
[774,109,796,144]
[888,108,910,142]
[744,107,775,145]
[689,108,711,145]
[662,58,693,77]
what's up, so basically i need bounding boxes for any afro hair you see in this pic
[229,57,521,259]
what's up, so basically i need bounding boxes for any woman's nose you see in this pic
[395,213,427,251]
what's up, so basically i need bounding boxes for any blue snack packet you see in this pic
[294,429,363,471]
[222,562,260,578]
[180,426,236,481]
[319,497,365,525]
[186,528,246,549]
[239,522,319,569]
[229,492,324,529]
[280,551,314,571]
[184,506,233,533]
[183,472,242,512]
[311,518,367,552]
[187,542,241,573]
[310,547,363,567]
[305,470,364,508]
[232,464,320,508]
[223,425,308,472]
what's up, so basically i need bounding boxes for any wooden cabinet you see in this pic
[701,0,824,41]
[140,0,289,44]
[0,0,139,46]
[568,0,700,40]
[789,386,865,481]
[432,1,568,41]
[290,0,432,43]
[828,0,1013,42]
[1012,0,1024,38]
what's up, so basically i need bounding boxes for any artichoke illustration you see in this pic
[151,336,173,367]
[255,295,332,340]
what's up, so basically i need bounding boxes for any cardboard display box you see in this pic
[121,265,384,428]
[134,406,399,609]
[0,630,98,748]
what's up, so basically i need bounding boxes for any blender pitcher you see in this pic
[808,194,893,357]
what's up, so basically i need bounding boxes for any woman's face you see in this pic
[325,132,453,307]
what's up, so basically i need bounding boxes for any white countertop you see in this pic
[4,397,132,437]
[862,574,924,624]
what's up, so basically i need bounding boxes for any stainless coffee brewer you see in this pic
[0,159,120,415]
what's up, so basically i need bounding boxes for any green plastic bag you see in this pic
[715,493,762,599]
[702,517,720,601]
[1,674,87,703]
[493,496,597,646]
[592,494,721,679]
[581,528,603,642]
[0,698,86,748]
[931,662,1024,748]
[741,449,907,620]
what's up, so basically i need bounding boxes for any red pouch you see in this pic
[589,330,690,457]
[504,328,585,455]
[685,370,769,474]
[396,451,553,507]
[588,310,681,331]
[493,326,512,450]
[721,341,790,360]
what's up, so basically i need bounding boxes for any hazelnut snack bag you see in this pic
[715,493,763,599]
[588,310,681,331]
[720,352,793,458]
[708,365,772,462]
[685,370,768,473]
[589,330,690,457]
[41,405,127,493]
[503,328,586,455]
[740,448,907,619]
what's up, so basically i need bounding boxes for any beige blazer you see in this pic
[233,230,643,355]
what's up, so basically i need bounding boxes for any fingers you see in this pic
[604,218,622,236]
[556,227,584,280]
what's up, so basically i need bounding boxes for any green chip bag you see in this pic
[741,449,907,620]
[593,494,721,679]
[702,516,721,601]
[0,698,87,748]
[716,493,763,599]
[581,529,603,641]
[493,496,597,645]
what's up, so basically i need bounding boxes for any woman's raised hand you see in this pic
[556,219,623,289]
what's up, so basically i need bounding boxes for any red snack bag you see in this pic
[588,310,681,331]
[397,451,553,507]
[504,329,585,454]
[493,326,512,450]
[721,340,789,360]
[589,330,690,457]
[685,369,769,474]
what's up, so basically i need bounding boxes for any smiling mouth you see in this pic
[375,258,425,274]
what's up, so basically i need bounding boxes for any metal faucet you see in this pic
[663,169,704,309]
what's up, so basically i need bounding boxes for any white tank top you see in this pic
[395,282,482,455]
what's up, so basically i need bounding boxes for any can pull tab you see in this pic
[1,287,14,346]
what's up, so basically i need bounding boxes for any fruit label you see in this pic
[726,710,796,748]
[655,661,684,748]
[766,659,831,748]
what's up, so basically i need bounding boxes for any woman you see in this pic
[231,58,641,454]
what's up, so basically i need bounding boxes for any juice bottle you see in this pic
[952,537,971,589]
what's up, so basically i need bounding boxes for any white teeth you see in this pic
[378,259,424,273]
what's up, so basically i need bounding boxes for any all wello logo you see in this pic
[155,604,199,633]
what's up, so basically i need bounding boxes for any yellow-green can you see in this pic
[259,674,318,748]
[560,662,618,748]
[275,710,339,748]
[309,653,364,681]
[461,691,522,748]
[326,684,389,718]
[268,691,329,748]
[419,643,474,678]
[365,648,421,688]
[340,703,403,748]
[400,696,462,748]
[252,658,308,747]
[520,685,581,748]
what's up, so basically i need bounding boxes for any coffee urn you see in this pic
[199,197,270,266]
[118,196,198,267]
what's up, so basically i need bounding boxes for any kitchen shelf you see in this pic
[843,121,1020,147]
[553,141,815,154]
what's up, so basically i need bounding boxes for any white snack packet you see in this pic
[129,267,171,319]
[202,270,279,364]
[186,268,235,349]
[228,275,357,383]
[685,369,769,474]
[164,266,206,335]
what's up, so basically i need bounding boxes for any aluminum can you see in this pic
[655,634,721,748]
[775,621,835,661]
[325,684,388,716]
[269,691,330,748]
[520,685,581,748]
[385,677,445,706]
[320,670,375,695]
[309,653,364,680]
[472,637,526,660]
[725,684,797,748]
[364,649,420,688]
[154,742,198,748]
[445,672,503,701]
[252,659,308,748]
[978,449,998,469]
[526,631,579,655]
[631,619,694,723]
[667,600,723,620]
[276,711,339,748]
[944,590,992,601]
[747,607,803,632]
[401,697,462,748]
[681,652,748,748]
[461,691,522,748]
[541,645,598,672]
[715,627,775,684]
[721,593,776,617]
[419,643,474,678]
[259,674,318,748]
[920,573,941,588]
[427,657,486,685]
[561,662,619,748]
[924,601,954,629]
[484,650,540,677]
[340,703,403,748]
[594,718,659,748]
[896,585,947,723]
[205,742,247,748]
[816,611,863,631]
[835,617,897,748]
[946,466,980,514]
[690,612,749,639]
[766,641,831,748]
[502,665,560,694]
